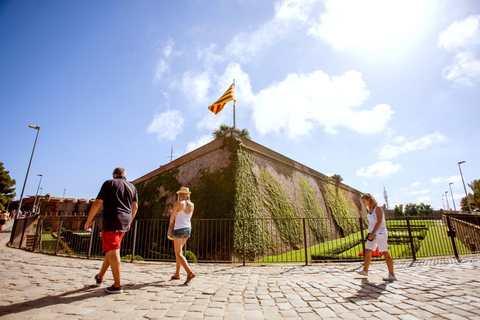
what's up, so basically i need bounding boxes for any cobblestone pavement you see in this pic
[1,219,480,319]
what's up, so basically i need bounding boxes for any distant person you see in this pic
[170,187,196,285]
[356,193,396,281]
[84,167,138,294]
[0,210,9,231]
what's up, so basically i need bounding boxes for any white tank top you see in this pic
[367,206,387,234]
[174,200,192,230]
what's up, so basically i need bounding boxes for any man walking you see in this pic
[85,167,138,294]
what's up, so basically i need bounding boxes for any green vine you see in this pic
[297,175,329,241]
[323,178,357,236]
[134,169,181,219]
[260,168,303,248]
[231,138,272,258]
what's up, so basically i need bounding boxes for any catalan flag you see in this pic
[208,83,236,115]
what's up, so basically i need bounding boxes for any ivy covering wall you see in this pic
[260,168,303,248]
[231,138,273,258]
[297,175,329,242]
[323,178,357,236]
[134,169,181,219]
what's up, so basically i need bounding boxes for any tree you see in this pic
[212,125,250,140]
[394,204,404,217]
[418,203,434,216]
[331,174,343,184]
[404,203,419,216]
[460,197,471,212]
[468,179,480,210]
[0,162,16,211]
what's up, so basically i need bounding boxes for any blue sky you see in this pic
[1,0,479,210]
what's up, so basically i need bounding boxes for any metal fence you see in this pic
[8,214,480,264]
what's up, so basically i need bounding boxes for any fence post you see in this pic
[87,220,95,259]
[302,218,308,266]
[406,218,416,261]
[359,217,366,255]
[54,220,63,255]
[242,219,246,266]
[445,216,459,259]
[131,220,138,263]
[32,217,42,252]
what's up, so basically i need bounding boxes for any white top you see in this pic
[367,206,387,234]
[174,200,192,230]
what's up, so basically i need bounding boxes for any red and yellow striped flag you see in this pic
[208,83,236,115]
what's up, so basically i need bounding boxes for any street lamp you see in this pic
[458,161,473,213]
[16,125,41,219]
[445,191,450,211]
[449,182,457,212]
[33,174,43,214]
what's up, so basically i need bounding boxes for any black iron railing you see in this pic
[8,214,480,264]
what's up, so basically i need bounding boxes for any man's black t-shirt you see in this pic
[97,176,138,232]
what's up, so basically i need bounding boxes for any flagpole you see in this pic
[231,79,235,130]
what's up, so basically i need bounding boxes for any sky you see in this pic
[1,0,479,210]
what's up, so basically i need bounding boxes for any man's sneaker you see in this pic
[105,285,123,294]
[383,274,396,281]
[94,274,103,287]
[356,269,368,276]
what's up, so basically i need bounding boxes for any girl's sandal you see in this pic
[184,272,196,285]
[170,275,180,280]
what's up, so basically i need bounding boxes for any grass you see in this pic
[258,218,471,262]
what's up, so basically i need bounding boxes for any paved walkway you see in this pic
[1,220,480,320]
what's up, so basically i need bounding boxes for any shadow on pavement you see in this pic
[347,278,388,301]
[0,279,180,316]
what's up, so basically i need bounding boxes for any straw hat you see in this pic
[176,187,191,194]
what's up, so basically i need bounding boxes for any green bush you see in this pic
[122,254,144,261]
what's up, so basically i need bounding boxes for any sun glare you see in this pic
[315,0,436,62]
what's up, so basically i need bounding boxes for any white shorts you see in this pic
[366,233,389,252]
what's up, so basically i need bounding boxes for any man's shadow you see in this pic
[0,279,183,316]
[347,278,389,301]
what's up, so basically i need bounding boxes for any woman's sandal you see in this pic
[184,272,196,285]
[170,275,180,280]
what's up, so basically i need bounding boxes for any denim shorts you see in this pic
[173,227,191,239]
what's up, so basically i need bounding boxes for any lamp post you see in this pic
[33,174,43,214]
[34,188,43,213]
[449,182,457,212]
[16,125,41,219]
[445,191,450,211]
[458,161,473,213]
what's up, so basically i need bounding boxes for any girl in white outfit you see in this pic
[357,193,396,281]
[170,187,196,285]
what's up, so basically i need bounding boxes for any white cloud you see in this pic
[251,70,393,138]
[406,189,430,195]
[185,134,213,153]
[437,15,480,50]
[154,59,169,81]
[379,132,446,159]
[308,0,430,52]
[180,71,211,104]
[441,51,480,87]
[431,175,462,186]
[356,161,401,179]
[153,39,178,82]
[438,16,480,87]
[411,182,421,187]
[225,0,316,62]
[146,109,184,141]
[274,0,316,23]
[416,196,432,202]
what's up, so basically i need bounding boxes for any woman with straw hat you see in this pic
[170,187,196,285]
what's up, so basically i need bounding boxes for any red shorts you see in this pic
[102,231,125,253]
